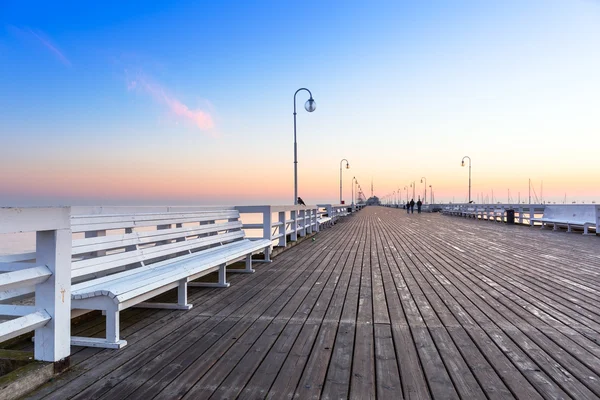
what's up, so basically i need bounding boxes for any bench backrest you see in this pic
[71,209,244,281]
[542,205,596,223]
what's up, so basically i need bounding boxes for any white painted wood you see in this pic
[0,207,70,234]
[0,253,36,263]
[0,311,51,342]
[0,265,51,291]
[133,302,192,310]
[34,228,72,362]
[70,336,126,349]
[0,286,34,302]
[0,261,37,272]
[0,304,37,317]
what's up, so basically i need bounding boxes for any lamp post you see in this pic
[404,186,408,203]
[429,184,433,204]
[461,156,472,203]
[339,159,349,204]
[410,181,416,200]
[352,176,356,205]
[293,88,316,204]
[420,177,427,203]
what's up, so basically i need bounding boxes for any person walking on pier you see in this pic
[410,198,415,214]
[406,200,410,214]
[417,197,422,213]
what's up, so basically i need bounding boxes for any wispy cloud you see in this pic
[127,72,215,133]
[21,27,72,67]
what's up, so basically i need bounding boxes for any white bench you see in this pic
[67,209,272,348]
[462,207,476,218]
[531,205,597,235]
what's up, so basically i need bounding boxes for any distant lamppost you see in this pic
[461,156,472,203]
[404,186,408,203]
[410,181,416,199]
[429,184,433,204]
[339,159,349,204]
[293,88,316,204]
[352,176,356,205]
[420,177,427,203]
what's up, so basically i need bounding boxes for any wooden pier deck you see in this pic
[23,206,600,399]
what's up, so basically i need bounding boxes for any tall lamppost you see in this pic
[461,156,472,203]
[420,177,427,203]
[410,181,416,199]
[352,176,356,205]
[293,88,316,204]
[429,184,433,204]
[404,186,408,203]
[339,159,349,204]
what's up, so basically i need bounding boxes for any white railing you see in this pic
[317,204,353,221]
[235,205,321,248]
[440,203,583,226]
[0,207,71,362]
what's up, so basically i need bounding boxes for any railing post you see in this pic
[595,205,599,235]
[34,227,72,362]
[262,206,272,242]
[299,209,306,237]
[518,206,523,224]
[313,208,319,232]
[278,211,287,247]
[291,209,298,241]
[530,206,535,226]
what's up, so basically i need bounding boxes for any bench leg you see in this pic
[253,246,272,263]
[71,303,127,349]
[227,254,255,273]
[135,280,194,310]
[189,264,230,288]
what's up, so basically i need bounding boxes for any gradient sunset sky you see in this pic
[1,0,598,206]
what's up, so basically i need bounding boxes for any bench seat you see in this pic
[71,238,270,304]
[531,205,598,235]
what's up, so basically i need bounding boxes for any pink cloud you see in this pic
[26,29,72,67]
[127,73,215,132]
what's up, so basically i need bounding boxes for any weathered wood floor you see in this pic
[23,206,600,399]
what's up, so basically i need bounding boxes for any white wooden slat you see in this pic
[71,231,244,278]
[0,261,37,272]
[0,286,34,302]
[72,209,238,225]
[73,239,270,302]
[70,240,241,294]
[0,207,70,234]
[71,221,242,255]
[0,266,52,291]
[0,252,36,263]
[0,310,51,343]
[71,229,244,277]
[71,211,240,232]
[0,304,37,317]
[73,244,234,298]
[71,205,235,216]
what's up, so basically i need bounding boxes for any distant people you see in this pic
[406,201,410,214]
[410,198,415,214]
[297,197,306,206]
[417,197,422,213]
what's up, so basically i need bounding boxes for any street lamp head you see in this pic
[420,178,423,183]
[461,160,465,167]
[305,98,316,112]
[346,162,350,169]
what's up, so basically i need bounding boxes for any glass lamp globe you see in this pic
[305,98,316,112]
[461,161,465,166]
[346,163,350,169]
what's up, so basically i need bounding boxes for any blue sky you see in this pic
[1,0,599,205]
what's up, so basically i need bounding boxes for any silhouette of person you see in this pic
[417,197,422,214]
[410,199,415,214]
[297,197,306,206]
[406,201,410,214]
